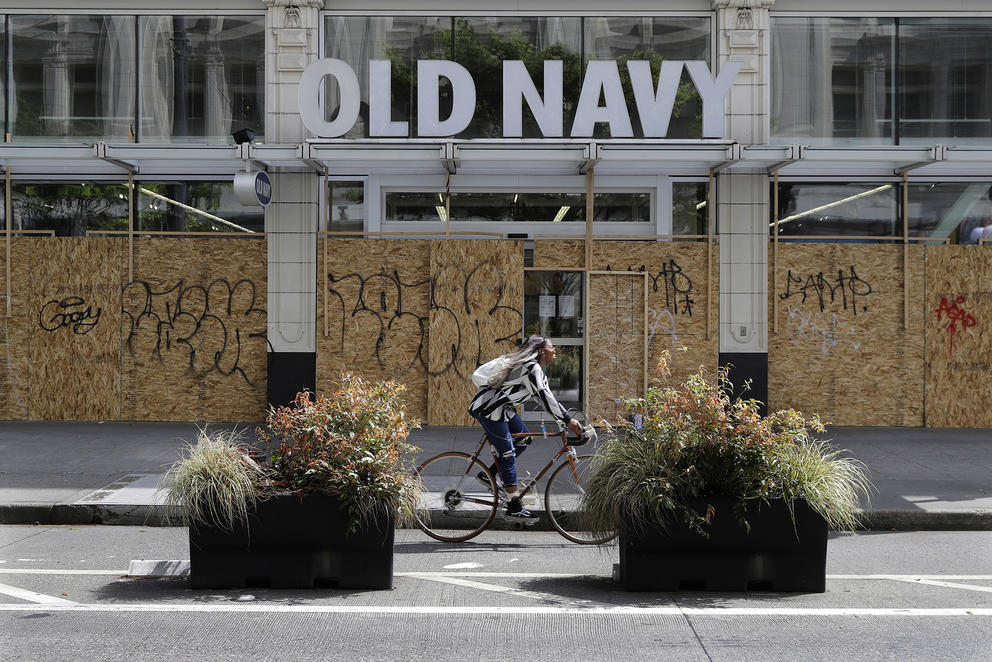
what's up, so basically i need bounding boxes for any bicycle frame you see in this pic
[475,430,584,502]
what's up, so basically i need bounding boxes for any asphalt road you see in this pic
[1,526,991,661]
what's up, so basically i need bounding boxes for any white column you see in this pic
[264,0,323,356]
[713,0,774,355]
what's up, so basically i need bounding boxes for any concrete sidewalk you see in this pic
[0,421,989,529]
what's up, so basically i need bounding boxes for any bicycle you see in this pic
[412,422,617,545]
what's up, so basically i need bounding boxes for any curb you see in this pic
[0,504,174,527]
[2,504,991,531]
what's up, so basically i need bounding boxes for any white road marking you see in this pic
[0,583,79,607]
[0,569,124,575]
[0,603,988,616]
[886,577,992,594]
[406,573,596,606]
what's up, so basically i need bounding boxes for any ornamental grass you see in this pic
[581,350,873,538]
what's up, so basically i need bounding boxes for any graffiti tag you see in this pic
[327,260,522,379]
[785,305,861,355]
[934,295,975,358]
[39,296,102,335]
[780,266,873,315]
[122,278,270,385]
[606,259,695,316]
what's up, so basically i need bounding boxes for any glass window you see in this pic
[136,181,263,233]
[898,19,992,144]
[456,17,582,139]
[771,182,899,239]
[11,181,129,236]
[384,191,649,224]
[139,16,265,142]
[325,15,710,139]
[11,15,137,141]
[324,16,450,139]
[584,17,709,139]
[523,271,584,413]
[771,17,895,144]
[327,180,364,235]
[672,181,708,238]
[908,182,992,244]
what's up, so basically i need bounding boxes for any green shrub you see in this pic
[258,372,423,531]
[581,351,873,537]
[164,427,269,531]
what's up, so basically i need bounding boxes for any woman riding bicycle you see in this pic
[469,335,584,519]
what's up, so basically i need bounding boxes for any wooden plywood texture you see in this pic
[768,243,924,426]
[591,241,719,386]
[122,238,268,422]
[533,239,585,270]
[587,272,646,423]
[317,239,431,420]
[428,240,524,425]
[924,246,992,427]
[0,238,123,420]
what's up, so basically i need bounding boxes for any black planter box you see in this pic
[617,498,828,592]
[189,493,394,590]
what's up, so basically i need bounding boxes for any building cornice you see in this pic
[264,0,325,9]
[711,0,775,9]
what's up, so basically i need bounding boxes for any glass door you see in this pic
[522,271,584,421]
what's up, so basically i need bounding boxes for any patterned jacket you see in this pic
[468,360,573,425]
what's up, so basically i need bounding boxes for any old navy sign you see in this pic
[299,59,742,139]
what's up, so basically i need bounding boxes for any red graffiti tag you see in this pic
[935,295,976,358]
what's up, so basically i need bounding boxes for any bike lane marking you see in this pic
[403,572,602,608]
[0,604,990,616]
[0,582,79,607]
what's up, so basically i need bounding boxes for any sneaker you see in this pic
[505,497,536,519]
[476,471,495,491]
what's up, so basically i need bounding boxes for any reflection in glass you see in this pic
[327,181,365,236]
[386,191,649,224]
[11,15,137,140]
[771,17,894,144]
[673,182,708,238]
[899,19,992,143]
[325,15,709,139]
[136,181,263,233]
[771,182,898,239]
[457,17,582,138]
[324,16,450,138]
[584,17,709,139]
[11,181,129,236]
[523,271,584,412]
[908,183,992,244]
[139,16,264,142]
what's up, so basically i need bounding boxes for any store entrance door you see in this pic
[522,270,584,424]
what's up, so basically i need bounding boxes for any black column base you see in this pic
[266,352,316,409]
[719,352,768,417]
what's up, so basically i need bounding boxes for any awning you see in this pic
[0,140,990,178]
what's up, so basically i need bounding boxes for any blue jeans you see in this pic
[472,412,530,487]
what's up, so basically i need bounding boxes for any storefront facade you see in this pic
[1,0,991,426]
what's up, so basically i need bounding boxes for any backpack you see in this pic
[471,356,509,388]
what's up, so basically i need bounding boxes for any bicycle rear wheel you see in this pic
[545,454,618,545]
[413,451,499,542]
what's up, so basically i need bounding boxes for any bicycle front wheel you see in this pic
[545,454,618,545]
[413,452,499,542]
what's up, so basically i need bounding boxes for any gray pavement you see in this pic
[0,421,989,529]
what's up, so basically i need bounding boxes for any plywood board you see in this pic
[428,240,524,426]
[768,243,924,426]
[317,239,432,420]
[122,238,268,422]
[591,241,719,386]
[924,246,992,427]
[533,239,585,270]
[587,272,646,423]
[26,238,124,420]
